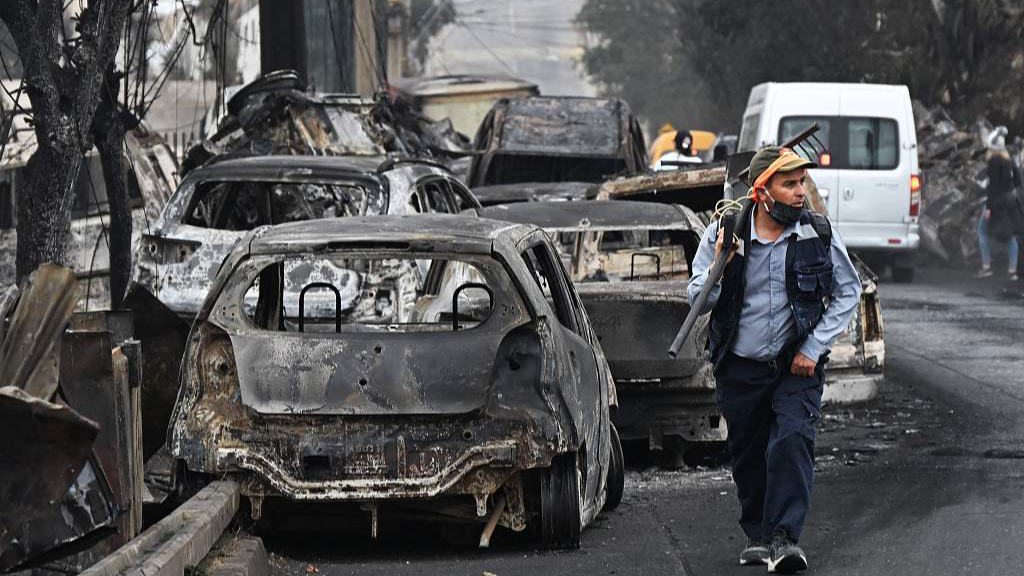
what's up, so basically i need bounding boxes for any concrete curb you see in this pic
[823,374,882,404]
[198,534,270,576]
[81,480,240,576]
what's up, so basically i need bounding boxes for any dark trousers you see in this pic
[715,352,823,543]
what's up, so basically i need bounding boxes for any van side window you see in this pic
[779,117,832,164]
[848,118,899,170]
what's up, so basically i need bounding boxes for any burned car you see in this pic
[467,96,648,187]
[168,214,623,549]
[132,155,480,322]
[127,155,480,458]
[479,200,720,468]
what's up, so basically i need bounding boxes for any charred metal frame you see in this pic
[166,215,613,537]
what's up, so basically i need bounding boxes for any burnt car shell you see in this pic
[132,155,480,322]
[168,214,614,546]
[478,200,724,450]
[468,96,648,187]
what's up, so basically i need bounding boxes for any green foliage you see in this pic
[578,0,1024,134]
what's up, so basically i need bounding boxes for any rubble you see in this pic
[913,101,1018,264]
[1,265,145,572]
[183,71,469,178]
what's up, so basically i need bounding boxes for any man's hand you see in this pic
[715,228,740,265]
[790,353,817,377]
[985,208,992,220]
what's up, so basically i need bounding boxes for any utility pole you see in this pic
[258,0,385,95]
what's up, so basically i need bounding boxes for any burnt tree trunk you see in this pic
[8,1,82,280]
[0,0,132,283]
[93,66,132,308]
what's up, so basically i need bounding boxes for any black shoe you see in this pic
[768,530,807,573]
[739,538,769,566]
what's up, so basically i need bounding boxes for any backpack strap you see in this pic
[809,213,832,253]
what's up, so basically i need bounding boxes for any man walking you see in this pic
[687,146,862,572]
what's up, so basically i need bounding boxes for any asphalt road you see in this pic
[262,268,1024,576]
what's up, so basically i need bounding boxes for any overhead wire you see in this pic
[453,17,516,75]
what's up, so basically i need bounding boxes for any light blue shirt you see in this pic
[687,214,862,362]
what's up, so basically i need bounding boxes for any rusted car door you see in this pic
[515,234,607,509]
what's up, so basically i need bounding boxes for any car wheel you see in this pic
[892,265,915,283]
[540,450,583,549]
[604,424,625,511]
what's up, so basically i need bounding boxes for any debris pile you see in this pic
[182,70,469,178]
[914,101,1018,264]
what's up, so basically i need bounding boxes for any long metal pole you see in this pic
[668,214,736,358]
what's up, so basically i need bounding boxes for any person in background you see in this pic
[654,130,702,171]
[648,122,677,166]
[976,126,1021,281]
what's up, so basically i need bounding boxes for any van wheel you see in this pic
[892,265,915,283]
[540,451,583,549]
[605,424,625,511]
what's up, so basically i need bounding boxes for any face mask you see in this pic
[761,189,802,226]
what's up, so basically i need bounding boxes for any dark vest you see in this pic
[707,199,833,370]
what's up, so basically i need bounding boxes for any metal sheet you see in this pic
[0,264,79,400]
[123,284,190,460]
[0,386,100,570]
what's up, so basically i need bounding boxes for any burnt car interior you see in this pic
[580,228,698,282]
[185,180,387,231]
[407,176,472,214]
[241,254,499,333]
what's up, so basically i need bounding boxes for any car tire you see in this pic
[604,424,625,511]
[540,451,583,549]
[892,265,915,283]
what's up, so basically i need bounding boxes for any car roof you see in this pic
[247,213,525,256]
[478,200,694,232]
[472,181,598,206]
[187,155,456,183]
[188,155,386,181]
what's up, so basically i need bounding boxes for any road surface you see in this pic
[262,268,1024,576]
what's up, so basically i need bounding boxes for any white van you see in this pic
[738,82,921,281]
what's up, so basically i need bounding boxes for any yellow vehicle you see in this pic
[648,126,716,166]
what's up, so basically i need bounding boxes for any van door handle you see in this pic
[843,187,854,201]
